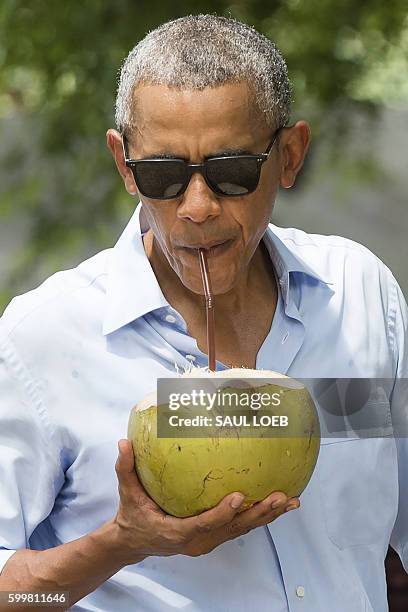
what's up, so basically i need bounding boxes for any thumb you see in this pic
[115,438,163,512]
[115,438,139,484]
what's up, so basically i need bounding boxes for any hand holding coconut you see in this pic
[113,438,299,563]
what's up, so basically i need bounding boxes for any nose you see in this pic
[177,172,222,223]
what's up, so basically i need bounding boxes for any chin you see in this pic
[182,274,235,296]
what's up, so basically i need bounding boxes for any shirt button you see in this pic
[165,314,177,323]
[296,586,305,598]
[185,354,196,361]
[282,331,289,344]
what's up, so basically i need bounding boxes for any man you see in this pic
[0,14,407,612]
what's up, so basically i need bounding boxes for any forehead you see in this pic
[129,82,264,152]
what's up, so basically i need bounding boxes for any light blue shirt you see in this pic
[0,202,407,612]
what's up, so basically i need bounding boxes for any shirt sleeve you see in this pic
[388,275,408,571]
[0,322,63,574]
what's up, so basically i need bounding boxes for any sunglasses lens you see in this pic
[207,157,260,195]
[134,161,187,199]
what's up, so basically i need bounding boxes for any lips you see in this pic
[179,239,233,257]
[180,240,229,250]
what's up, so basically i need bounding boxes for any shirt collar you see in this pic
[262,223,334,307]
[103,203,333,335]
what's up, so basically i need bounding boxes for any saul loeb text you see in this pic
[168,414,289,427]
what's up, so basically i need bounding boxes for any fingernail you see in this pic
[271,494,286,509]
[230,494,245,509]
[285,502,300,512]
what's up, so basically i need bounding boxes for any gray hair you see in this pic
[115,14,292,135]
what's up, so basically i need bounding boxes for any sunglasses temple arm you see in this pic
[122,134,130,161]
[264,127,283,158]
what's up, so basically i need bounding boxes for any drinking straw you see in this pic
[198,248,216,371]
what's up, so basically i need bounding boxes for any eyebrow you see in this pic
[140,153,182,160]
[207,147,254,158]
[140,147,255,161]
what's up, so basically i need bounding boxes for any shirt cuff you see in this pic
[0,549,17,575]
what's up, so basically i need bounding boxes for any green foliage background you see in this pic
[1,0,407,310]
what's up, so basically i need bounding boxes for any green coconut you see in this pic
[128,368,320,517]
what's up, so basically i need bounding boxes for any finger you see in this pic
[256,492,300,513]
[284,497,301,512]
[224,491,290,536]
[183,492,246,533]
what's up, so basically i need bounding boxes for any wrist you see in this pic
[97,517,147,567]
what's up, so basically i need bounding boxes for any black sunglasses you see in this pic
[122,128,281,200]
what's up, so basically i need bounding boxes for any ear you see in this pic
[106,128,138,195]
[279,121,311,189]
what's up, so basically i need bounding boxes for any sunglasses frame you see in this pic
[122,127,282,200]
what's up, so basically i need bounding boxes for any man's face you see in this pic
[118,82,283,295]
